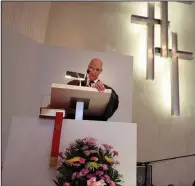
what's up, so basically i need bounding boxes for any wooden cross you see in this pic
[39,108,65,168]
[155,33,194,115]
[131,2,170,80]
[39,102,84,167]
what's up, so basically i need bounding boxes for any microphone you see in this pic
[87,69,90,74]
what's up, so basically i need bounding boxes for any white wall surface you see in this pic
[2,25,42,161]
[2,117,137,186]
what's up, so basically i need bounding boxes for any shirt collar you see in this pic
[86,75,99,85]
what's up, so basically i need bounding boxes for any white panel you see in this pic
[2,117,137,186]
[75,101,84,120]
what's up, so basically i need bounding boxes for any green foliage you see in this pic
[108,168,123,183]
[53,137,123,186]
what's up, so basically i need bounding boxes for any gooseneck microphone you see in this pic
[76,72,81,86]
[85,69,91,87]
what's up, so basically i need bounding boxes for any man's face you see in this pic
[87,59,103,81]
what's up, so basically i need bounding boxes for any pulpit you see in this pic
[39,83,112,167]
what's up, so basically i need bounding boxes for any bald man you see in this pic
[67,58,119,121]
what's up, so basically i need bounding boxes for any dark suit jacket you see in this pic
[66,79,119,121]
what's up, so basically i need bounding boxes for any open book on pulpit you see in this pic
[40,83,112,120]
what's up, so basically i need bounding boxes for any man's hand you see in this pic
[95,81,105,92]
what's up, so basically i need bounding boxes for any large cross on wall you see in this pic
[131,2,194,116]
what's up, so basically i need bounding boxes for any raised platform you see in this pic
[2,116,137,186]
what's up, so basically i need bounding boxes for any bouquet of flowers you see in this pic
[53,137,123,186]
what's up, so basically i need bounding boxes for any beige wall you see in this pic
[2,1,51,43]
[2,2,195,186]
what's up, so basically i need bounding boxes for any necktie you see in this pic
[89,81,94,87]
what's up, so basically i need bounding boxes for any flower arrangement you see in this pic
[53,137,123,186]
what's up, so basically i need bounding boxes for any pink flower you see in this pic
[83,137,97,144]
[87,177,96,186]
[113,160,120,165]
[63,182,70,186]
[91,157,98,161]
[87,177,106,186]
[104,175,110,179]
[96,171,104,176]
[101,150,106,155]
[87,177,96,182]
[59,152,64,157]
[82,168,89,175]
[102,164,108,170]
[113,150,119,156]
[99,180,106,186]
[90,150,97,154]
[73,163,81,167]
[103,144,113,150]
[104,175,111,183]
[106,178,111,183]
[79,158,86,164]
[88,137,97,142]
[100,148,106,155]
[78,171,84,177]
[110,181,116,186]
[56,159,63,168]
[87,174,96,179]
[82,145,88,150]
[71,172,77,180]
[99,164,108,170]
[84,150,91,156]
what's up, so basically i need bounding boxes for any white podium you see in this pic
[41,83,112,119]
[2,84,137,186]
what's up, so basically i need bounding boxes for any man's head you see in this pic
[87,58,103,81]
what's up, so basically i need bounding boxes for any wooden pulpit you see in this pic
[39,83,111,167]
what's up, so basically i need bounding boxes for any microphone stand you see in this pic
[137,153,195,186]
[75,72,82,86]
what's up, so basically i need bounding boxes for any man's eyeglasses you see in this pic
[89,67,101,72]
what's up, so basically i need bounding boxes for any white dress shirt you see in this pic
[86,75,99,87]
